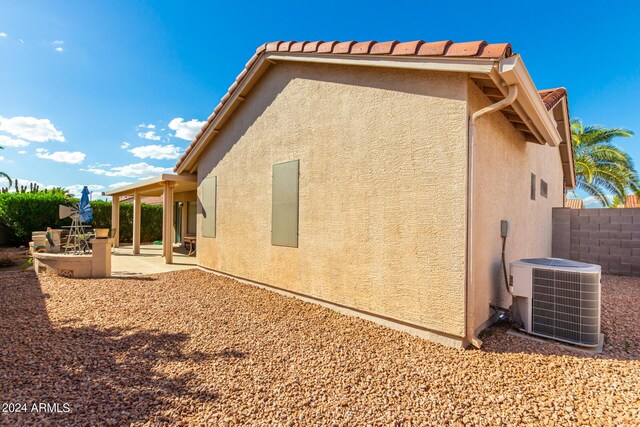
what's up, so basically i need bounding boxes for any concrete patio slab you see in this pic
[111,244,197,276]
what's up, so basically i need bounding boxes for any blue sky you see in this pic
[1,1,639,201]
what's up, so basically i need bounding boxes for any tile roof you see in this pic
[175,40,560,172]
[625,194,638,208]
[565,198,584,209]
[538,88,567,111]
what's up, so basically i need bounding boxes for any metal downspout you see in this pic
[466,84,518,348]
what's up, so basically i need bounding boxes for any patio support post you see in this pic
[111,196,120,247]
[162,181,175,264]
[133,191,141,255]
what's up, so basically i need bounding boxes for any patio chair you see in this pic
[183,234,196,256]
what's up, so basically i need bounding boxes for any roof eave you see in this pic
[497,55,563,148]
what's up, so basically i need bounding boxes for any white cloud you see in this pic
[120,141,131,149]
[137,123,156,129]
[52,40,64,53]
[65,184,104,197]
[168,117,206,141]
[109,181,133,188]
[18,150,26,154]
[36,148,86,164]
[0,134,29,147]
[0,116,64,142]
[583,195,615,208]
[137,131,161,141]
[0,32,7,38]
[82,162,171,178]
[129,144,181,160]
[0,156,4,161]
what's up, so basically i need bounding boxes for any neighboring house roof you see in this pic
[625,194,638,208]
[566,198,584,209]
[538,88,567,111]
[174,39,574,188]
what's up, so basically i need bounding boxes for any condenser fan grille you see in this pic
[531,268,600,346]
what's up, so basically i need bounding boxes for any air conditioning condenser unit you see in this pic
[510,258,602,347]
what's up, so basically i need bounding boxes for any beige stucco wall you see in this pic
[196,62,469,341]
[469,81,565,334]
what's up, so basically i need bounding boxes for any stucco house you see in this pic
[107,39,574,348]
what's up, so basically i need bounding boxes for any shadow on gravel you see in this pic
[0,271,220,426]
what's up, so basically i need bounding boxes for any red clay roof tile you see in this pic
[391,40,424,55]
[317,41,338,53]
[174,38,519,171]
[278,41,296,52]
[265,41,283,52]
[417,40,452,56]
[445,41,487,57]
[333,41,357,54]
[480,43,512,58]
[303,41,323,52]
[351,41,376,55]
[538,88,567,111]
[290,41,307,52]
[565,198,584,209]
[370,41,399,55]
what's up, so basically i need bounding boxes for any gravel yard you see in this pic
[1,270,638,426]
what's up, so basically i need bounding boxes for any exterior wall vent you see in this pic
[530,173,536,200]
[540,179,548,198]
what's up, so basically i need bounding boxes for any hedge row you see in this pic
[0,192,163,245]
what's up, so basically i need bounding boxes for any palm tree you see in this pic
[572,119,637,207]
[0,146,11,186]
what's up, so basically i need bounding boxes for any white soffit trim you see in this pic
[498,55,562,147]
[265,52,496,74]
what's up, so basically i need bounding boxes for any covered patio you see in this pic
[103,174,198,264]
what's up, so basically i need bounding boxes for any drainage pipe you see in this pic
[466,84,518,349]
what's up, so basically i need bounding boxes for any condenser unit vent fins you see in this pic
[531,268,600,346]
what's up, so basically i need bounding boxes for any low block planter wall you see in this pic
[31,238,112,278]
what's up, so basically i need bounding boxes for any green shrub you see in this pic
[0,193,163,245]
[0,192,72,244]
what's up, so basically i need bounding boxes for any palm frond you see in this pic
[0,172,11,186]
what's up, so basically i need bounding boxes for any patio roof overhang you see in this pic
[102,174,197,197]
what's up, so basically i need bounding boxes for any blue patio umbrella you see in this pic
[78,186,93,223]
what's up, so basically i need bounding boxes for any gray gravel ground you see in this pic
[1,270,638,426]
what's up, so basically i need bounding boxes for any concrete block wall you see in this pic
[552,207,640,276]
